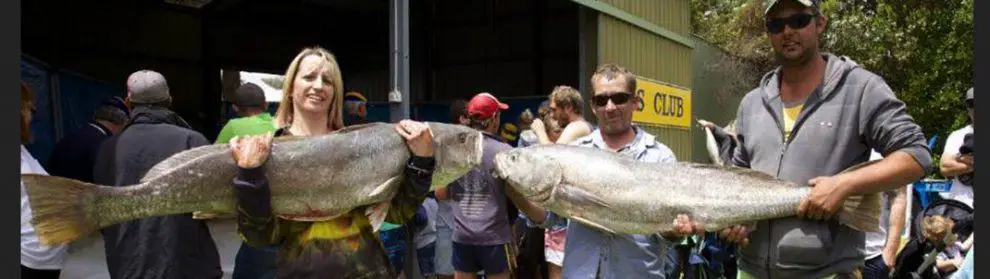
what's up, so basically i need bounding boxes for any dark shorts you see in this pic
[378,227,408,273]
[232,242,278,279]
[452,242,514,274]
[417,242,437,276]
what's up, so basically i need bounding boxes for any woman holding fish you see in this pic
[229,46,438,279]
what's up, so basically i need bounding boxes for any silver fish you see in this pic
[493,144,882,235]
[22,122,483,245]
[703,125,724,166]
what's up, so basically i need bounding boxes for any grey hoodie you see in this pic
[731,54,931,278]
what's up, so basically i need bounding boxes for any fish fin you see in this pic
[837,159,882,174]
[569,215,617,234]
[22,174,107,245]
[365,202,391,233]
[141,143,230,182]
[837,193,883,233]
[562,184,612,209]
[362,177,402,233]
[369,176,403,198]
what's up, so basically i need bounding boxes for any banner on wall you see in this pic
[631,76,692,129]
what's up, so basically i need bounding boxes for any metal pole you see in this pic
[390,1,415,276]
[389,0,411,122]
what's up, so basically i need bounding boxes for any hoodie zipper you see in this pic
[755,66,857,278]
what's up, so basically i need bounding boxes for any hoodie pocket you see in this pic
[773,218,835,269]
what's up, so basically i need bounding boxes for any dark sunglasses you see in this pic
[765,13,817,34]
[592,92,633,107]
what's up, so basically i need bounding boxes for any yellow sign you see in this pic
[631,77,692,128]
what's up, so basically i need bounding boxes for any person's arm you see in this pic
[233,165,286,247]
[530,119,552,144]
[940,130,972,177]
[384,120,437,224]
[434,185,450,200]
[883,186,908,268]
[800,77,932,220]
[960,234,973,252]
[936,256,964,273]
[384,156,436,224]
[504,182,549,225]
[853,76,932,193]
[554,122,592,144]
[940,154,974,177]
[229,134,286,247]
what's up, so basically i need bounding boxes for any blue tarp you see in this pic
[56,70,122,137]
[20,57,125,167]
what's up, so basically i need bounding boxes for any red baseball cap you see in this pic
[467,93,509,119]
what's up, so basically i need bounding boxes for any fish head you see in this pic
[428,122,485,186]
[492,148,562,203]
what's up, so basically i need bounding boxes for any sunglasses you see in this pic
[592,92,633,107]
[765,13,817,34]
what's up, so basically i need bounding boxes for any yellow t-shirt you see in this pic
[782,103,804,142]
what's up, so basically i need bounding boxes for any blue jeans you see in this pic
[232,242,278,279]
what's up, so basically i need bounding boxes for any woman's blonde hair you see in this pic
[275,46,345,131]
[21,82,33,144]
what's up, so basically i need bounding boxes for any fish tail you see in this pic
[22,174,109,245]
[838,192,883,233]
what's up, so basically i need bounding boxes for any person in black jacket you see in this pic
[47,96,129,183]
[92,70,222,279]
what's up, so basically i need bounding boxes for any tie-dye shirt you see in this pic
[233,154,435,279]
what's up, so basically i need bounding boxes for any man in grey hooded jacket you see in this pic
[725,1,933,278]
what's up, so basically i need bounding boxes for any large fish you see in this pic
[492,144,882,235]
[23,122,484,245]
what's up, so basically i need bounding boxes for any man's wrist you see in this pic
[835,173,858,198]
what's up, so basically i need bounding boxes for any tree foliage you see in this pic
[692,0,973,175]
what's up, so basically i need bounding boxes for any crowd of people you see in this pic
[18,0,974,279]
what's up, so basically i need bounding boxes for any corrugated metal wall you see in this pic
[599,0,691,35]
[594,0,695,161]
